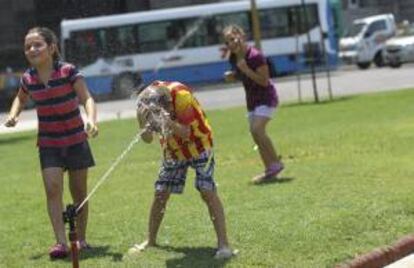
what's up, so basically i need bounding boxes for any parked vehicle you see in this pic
[339,14,396,69]
[0,68,20,110]
[384,22,414,68]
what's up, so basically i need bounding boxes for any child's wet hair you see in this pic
[26,27,61,61]
[141,83,171,107]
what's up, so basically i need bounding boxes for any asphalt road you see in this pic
[1,64,414,134]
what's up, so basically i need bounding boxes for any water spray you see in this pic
[62,87,175,267]
[62,128,146,267]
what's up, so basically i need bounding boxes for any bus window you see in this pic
[115,26,138,55]
[205,18,219,45]
[214,12,252,42]
[97,26,139,57]
[260,7,290,38]
[181,18,209,48]
[68,31,99,66]
[138,21,171,53]
[294,4,319,34]
[95,29,109,57]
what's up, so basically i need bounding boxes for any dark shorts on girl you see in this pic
[155,150,216,194]
[39,141,95,170]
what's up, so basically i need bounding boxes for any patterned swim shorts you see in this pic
[155,150,216,194]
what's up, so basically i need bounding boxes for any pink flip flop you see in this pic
[49,243,69,259]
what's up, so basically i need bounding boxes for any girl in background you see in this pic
[222,24,284,184]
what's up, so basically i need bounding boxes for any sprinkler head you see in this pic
[63,204,78,223]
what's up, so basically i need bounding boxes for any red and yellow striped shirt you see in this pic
[155,81,213,160]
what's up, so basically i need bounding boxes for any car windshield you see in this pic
[344,22,366,37]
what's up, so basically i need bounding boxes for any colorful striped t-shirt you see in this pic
[153,81,213,161]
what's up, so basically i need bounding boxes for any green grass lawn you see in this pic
[1,89,414,267]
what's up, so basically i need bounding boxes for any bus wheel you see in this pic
[357,62,371,70]
[113,73,141,99]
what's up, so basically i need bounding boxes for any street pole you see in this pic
[301,0,319,103]
[319,28,333,100]
[250,0,262,50]
[295,29,302,103]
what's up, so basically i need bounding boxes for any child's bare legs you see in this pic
[200,190,229,249]
[130,190,231,254]
[148,191,170,245]
[249,116,279,168]
[131,191,170,252]
[68,169,88,242]
[42,167,67,245]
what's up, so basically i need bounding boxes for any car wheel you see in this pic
[374,52,385,67]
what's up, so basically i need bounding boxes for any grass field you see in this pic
[1,89,414,267]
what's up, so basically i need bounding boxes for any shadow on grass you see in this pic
[29,245,123,263]
[284,96,355,108]
[160,245,232,268]
[252,176,295,186]
[77,245,123,262]
[0,133,34,145]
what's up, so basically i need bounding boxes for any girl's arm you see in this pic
[4,89,29,127]
[73,78,98,137]
[236,59,270,87]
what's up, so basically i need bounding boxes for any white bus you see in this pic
[61,0,340,97]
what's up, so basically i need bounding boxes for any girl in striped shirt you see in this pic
[4,27,98,259]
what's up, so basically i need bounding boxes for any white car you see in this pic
[384,26,414,68]
[339,14,396,69]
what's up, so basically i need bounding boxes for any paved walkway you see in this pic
[385,254,414,268]
[1,65,414,135]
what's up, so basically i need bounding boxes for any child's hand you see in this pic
[236,59,249,72]
[85,121,99,138]
[4,115,18,127]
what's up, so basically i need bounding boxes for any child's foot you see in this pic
[127,240,152,256]
[214,247,238,259]
[251,162,284,184]
[49,243,69,259]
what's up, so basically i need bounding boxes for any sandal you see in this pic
[127,241,150,256]
[49,243,69,259]
[252,162,284,184]
[77,240,92,251]
[214,247,238,259]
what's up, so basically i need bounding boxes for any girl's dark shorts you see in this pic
[39,141,95,170]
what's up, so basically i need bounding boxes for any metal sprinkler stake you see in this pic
[63,204,80,268]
